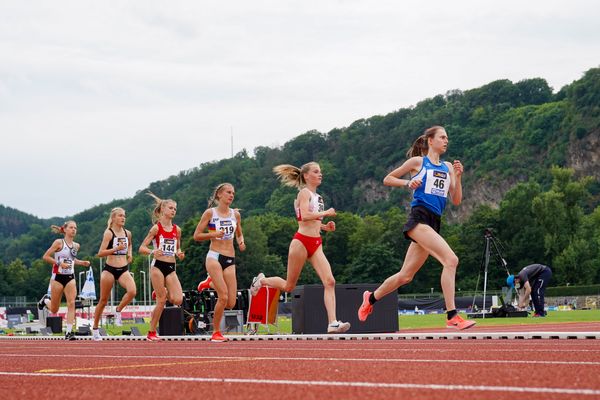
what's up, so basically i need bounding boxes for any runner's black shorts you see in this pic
[403,206,441,242]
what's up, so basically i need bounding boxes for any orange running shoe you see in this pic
[210,331,228,342]
[197,275,212,292]
[358,290,373,322]
[446,314,476,330]
[146,331,161,342]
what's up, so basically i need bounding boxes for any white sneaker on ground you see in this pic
[250,273,265,296]
[114,312,122,327]
[92,329,102,341]
[327,320,351,334]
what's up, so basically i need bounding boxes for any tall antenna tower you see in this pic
[230,127,233,158]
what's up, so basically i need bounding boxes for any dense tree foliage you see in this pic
[1,68,599,299]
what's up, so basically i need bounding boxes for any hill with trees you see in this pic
[1,67,599,300]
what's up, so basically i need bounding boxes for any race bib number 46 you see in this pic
[424,170,450,198]
[159,238,177,257]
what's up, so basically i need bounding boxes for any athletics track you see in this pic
[1,322,600,400]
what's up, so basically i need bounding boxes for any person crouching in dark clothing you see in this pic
[507,264,552,317]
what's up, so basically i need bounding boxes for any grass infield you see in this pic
[103,309,599,335]
[4,309,598,337]
[398,309,600,330]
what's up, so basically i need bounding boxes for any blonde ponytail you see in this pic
[273,162,319,188]
[147,191,176,223]
[207,183,234,208]
[107,207,125,229]
[50,220,76,235]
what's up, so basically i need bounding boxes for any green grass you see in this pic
[399,309,600,330]
[3,310,598,337]
[252,310,600,334]
[273,310,600,333]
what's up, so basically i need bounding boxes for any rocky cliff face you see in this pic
[567,129,600,180]
[358,129,600,223]
[358,174,513,223]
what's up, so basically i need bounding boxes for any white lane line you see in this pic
[5,348,600,354]
[3,339,599,347]
[3,345,600,353]
[2,346,600,353]
[2,331,600,341]
[3,353,600,366]
[0,371,598,396]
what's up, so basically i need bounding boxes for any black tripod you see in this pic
[472,228,510,318]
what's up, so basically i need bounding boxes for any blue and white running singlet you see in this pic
[410,156,451,216]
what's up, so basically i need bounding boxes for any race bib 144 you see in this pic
[159,238,177,257]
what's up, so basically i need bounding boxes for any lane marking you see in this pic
[3,340,600,348]
[8,347,600,354]
[3,353,599,366]
[36,357,250,373]
[0,371,598,396]
[2,330,600,341]
[3,345,600,354]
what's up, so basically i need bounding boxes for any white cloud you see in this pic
[1,0,599,217]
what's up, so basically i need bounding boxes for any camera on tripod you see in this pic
[469,228,529,319]
[469,228,510,318]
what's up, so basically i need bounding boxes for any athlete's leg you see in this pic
[408,224,459,311]
[206,258,227,332]
[309,249,337,323]
[116,271,137,312]
[63,280,77,326]
[93,271,115,329]
[373,241,430,300]
[148,267,166,332]
[47,280,64,313]
[261,239,307,292]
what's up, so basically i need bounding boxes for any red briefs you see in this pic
[293,232,322,258]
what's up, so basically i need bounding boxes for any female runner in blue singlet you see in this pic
[358,126,476,330]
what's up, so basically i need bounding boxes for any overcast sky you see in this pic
[1,1,599,218]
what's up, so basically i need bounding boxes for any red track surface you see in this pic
[2,323,600,400]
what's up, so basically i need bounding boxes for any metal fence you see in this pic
[0,296,28,308]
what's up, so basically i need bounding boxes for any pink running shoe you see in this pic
[358,290,373,322]
[446,314,476,330]
[146,331,161,342]
[197,275,212,292]
[210,331,228,342]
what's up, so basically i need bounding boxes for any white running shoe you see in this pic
[37,294,49,310]
[327,320,351,334]
[250,273,265,296]
[92,329,102,341]
[114,312,123,327]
